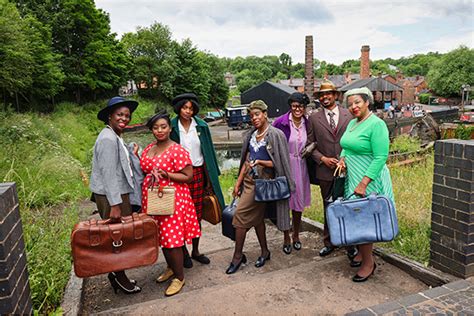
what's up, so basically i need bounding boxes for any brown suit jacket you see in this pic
[307,106,352,182]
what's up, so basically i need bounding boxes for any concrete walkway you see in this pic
[80,219,428,315]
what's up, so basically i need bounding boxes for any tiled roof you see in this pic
[339,77,403,92]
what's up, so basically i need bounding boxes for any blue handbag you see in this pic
[327,193,398,246]
[254,176,290,202]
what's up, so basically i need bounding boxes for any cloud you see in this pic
[96,0,473,64]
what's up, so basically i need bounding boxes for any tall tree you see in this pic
[18,0,129,103]
[0,0,32,110]
[279,53,292,79]
[22,14,64,110]
[121,22,174,99]
[427,46,474,97]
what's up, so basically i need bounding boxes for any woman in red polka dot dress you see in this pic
[140,111,201,297]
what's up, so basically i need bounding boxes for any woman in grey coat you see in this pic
[89,96,142,294]
[226,100,295,274]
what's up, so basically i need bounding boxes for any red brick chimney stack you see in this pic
[360,45,370,79]
[304,35,315,101]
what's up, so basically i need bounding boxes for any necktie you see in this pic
[328,111,336,132]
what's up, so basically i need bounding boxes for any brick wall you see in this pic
[430,140,474,278]
[360,45,370,79]
[0,183,33,314]
[304,35,315,102]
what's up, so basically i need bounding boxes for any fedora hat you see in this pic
[97,96,138,123]
[315,79,338,96]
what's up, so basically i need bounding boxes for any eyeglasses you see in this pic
[291,104,304,109]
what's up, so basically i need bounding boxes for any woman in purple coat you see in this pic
[273,92,311,254]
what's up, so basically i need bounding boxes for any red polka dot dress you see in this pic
[140,142,201,248]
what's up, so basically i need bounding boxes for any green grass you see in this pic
[390,135,422,153]
[220,155,434,265]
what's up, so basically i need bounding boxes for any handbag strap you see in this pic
[149,171,171,190]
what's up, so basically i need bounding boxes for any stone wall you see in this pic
[430,140,473,278]
[0,183,33,314]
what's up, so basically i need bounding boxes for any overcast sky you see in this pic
[95,0,473,64]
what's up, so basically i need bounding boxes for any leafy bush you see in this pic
[418,93,431,104]
[454,124,474,140]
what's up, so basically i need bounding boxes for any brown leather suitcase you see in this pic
[202,193,222,225]
[71,213,159,278]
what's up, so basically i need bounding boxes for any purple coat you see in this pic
[272,111,309,141]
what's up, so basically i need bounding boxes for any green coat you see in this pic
[170,116,225,210]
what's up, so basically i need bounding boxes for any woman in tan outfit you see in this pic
[226,100,294,274]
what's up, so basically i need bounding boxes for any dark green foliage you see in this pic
[8,0,128,109]
[418,93,431,104]
[122,25,228,108]
[427,46,474,97]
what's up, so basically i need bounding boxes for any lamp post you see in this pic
[461,84,471,113]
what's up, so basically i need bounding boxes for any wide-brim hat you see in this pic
[315,79,338,96]
[172,93,200,115]
[97,96,138,123]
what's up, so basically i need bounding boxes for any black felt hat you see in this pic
[288,92,310,106]
[97,96,138,123]
[172,93,200,115]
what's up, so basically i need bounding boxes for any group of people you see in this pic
[89,78,394,297]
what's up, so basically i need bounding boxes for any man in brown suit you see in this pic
[307,80,357,258]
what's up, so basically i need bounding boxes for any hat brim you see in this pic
[315,89,339,95]
[97,100,138,123]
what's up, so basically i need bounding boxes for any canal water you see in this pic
[123,131,241,172]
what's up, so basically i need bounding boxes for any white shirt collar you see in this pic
[178,117,197,133]
[323,106,339,116]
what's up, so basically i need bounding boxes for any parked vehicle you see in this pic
[201,110,225,122]
[225,105,250,129]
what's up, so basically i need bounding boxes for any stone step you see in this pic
[348,278,474,315]
[81,221,427,314]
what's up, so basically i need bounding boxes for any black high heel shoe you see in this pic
[226,254,247,274]
[255,252,271,268]
[108,273,141,294]
[352,262,376,282]
[109,272,136,285]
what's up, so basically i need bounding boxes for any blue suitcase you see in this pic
[327,193,398,246]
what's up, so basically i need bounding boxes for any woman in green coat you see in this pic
[170,93,225,268]
[337,87,395,283]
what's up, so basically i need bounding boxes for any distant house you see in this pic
[339,77,403,109]
[278,78,304,92]
[279,72,360,94]
[224,72,236,87]
[241,81,296,118]
[406,76,428,95]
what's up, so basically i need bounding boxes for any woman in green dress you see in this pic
[337,87,394,283]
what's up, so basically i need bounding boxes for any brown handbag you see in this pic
[71,213,159,278]
[202,192,222,225]
[201,165,222,225]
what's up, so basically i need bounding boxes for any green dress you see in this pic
[340,114,394,202]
